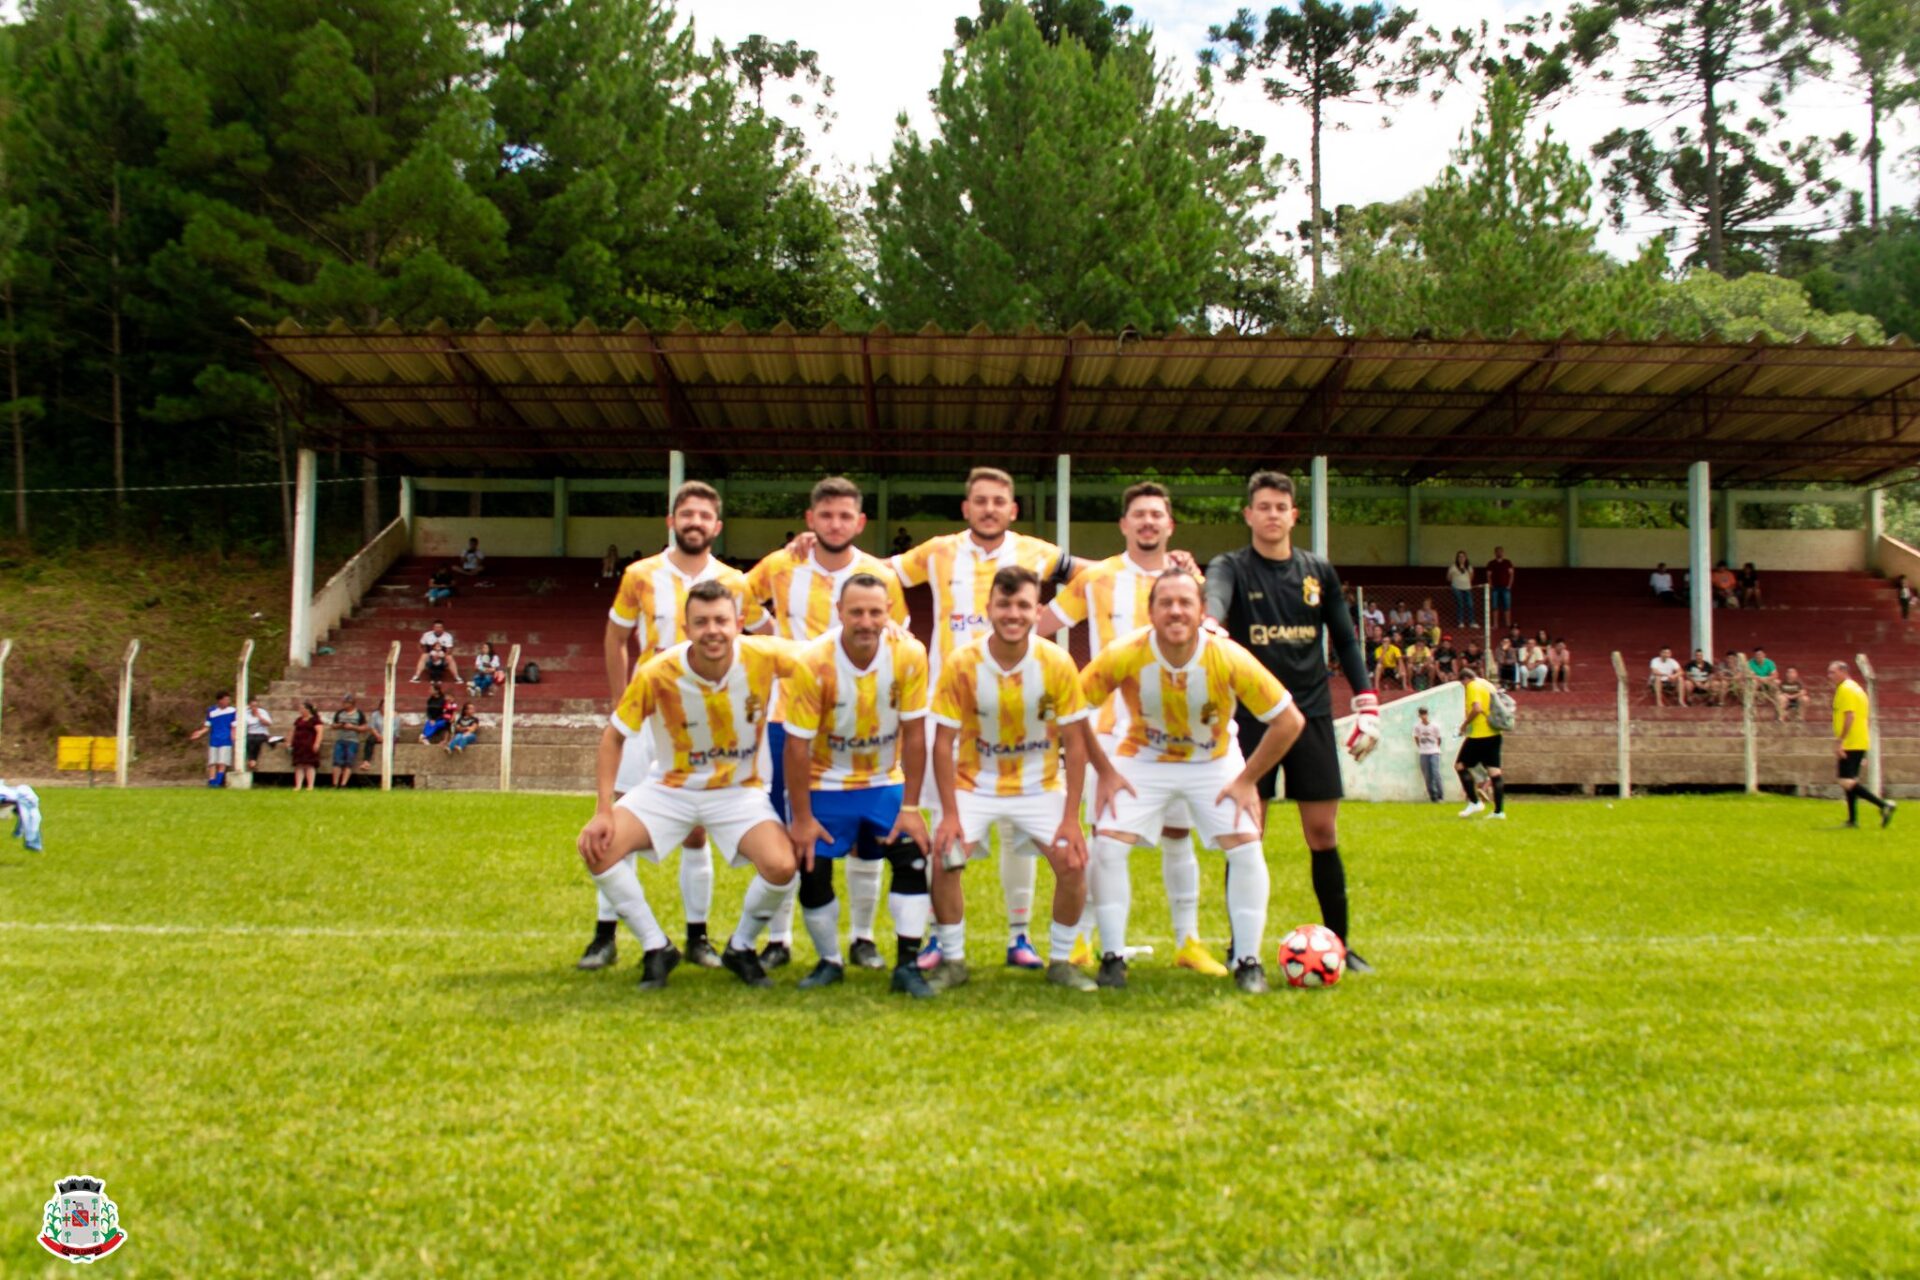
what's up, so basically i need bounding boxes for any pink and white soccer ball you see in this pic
[1279,924,1345,988]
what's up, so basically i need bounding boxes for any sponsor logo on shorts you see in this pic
[1138,726,1222,752]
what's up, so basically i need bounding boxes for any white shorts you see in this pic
[1102,752,1257,851]
[1088,736,1191,829]
[914,724,946,820]
[207,745,234,767]
[953,790,1068,861]
[615,781,782,869]
[614,730,654,795]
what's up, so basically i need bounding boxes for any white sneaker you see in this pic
[1458,801,1485,818]
[1487,811,1508,820]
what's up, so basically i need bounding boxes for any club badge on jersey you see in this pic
[1303,576,1322,607]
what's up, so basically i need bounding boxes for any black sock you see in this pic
[593,918,617,946]
[1456,769,1473,801]
[1847,789,1859,823]
[1491,775,1506,815]
[1310,846,1349,943]
[896,936,921,969]
[1854,784,1886,812]
[686,921,708,947]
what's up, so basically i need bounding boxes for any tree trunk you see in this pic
[1869,74,1882,230]
[1702,56,1723,274]
[5,285,23,537]
[275,399,293,567]
[1309,93,1325,292]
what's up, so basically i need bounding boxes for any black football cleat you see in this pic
[759,940,793,971]
[722,945,775,988]
[684,934,723,969]
[1343,948,1375,975]
[797,960,845,989]
[575,934,618,971]
[1096,953,1128,990]
[636,943,681,991]
[890,964,937,999]
[847,937,886,970]
[1882,801,1898,829]
[1233,959,1270,994]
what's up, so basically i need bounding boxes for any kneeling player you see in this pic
[1080,573,1307,992]
[576,581,804,990]
[782,574,938,996]
[927,566,1095,992]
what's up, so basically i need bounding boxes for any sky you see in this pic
[680,0,1917,264]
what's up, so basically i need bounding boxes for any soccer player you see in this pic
[1203,471,1381,971]
[576,581,803,990]
[1079,573,1308,993]
[926,566,1096,992]
[1454,664,1507,819]
[782,574,936,996]
[1036,480,1228,975]
[747,476,908,971]
[1829,660,1895,829]
[187,692,239,788]
[579,480,768,973]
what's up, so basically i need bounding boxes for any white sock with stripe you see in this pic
[590,859,668,951]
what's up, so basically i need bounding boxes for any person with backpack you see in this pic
[1454,664,1511,819]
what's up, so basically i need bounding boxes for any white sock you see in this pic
[767,888,796,946]
[1074,850,1100,942]
[595,887,618,924]
[937,919,967,963]
[590,859,668,951]
[1224,844,1271,967]
[1092,836,1133,958]
[1048,919,1076,963]
[729,874,796,952]
[846,856,884,940]
[1001,843,1036,943]
[889,892,931,942]
[803,900,843,966]
[679,841,712,925]
[1161,833,1200,944]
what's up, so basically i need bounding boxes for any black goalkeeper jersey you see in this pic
[1205,544,1371,719]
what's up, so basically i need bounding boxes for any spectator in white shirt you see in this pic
[1648,647,1685,706]
[469,642,502,697]
[411,620,458,683]
[457,537,486,577]
[1412,707,1446,801]
[1649,563,1679,605]
[242,697,278,771]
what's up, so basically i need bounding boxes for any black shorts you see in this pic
[1457,735,1503,770]
[1236,709,1343,803]
[1838,749,1866,780]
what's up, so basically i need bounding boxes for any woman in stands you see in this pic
[446,703,481,753]
[469,642,501,697]
[1447,551,1475,626]
[1549,637,1572,692]
[1415,597,1441,645]
[290,701,323,791]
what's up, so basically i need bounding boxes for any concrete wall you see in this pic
[1580,528,1690,569]
[1739,529,1870,572]
[1880,534,1920,584]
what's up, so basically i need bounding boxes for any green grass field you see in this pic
[2,791,1916,1277]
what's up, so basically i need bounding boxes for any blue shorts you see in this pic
[807,785,904,860]
[768,723,789,822]
[332,740,359,767]
[1490,587,1512,610]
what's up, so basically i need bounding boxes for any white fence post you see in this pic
[1857,652,1882,798]
[0,637,11,747]
[231,639,255,790]
[116,639,140,788]
[381,640,400,792]
[1610,650,1630,799]
[1735,650,1756,795]
[499,642,522,792]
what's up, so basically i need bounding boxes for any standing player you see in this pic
[1203,471,1381,972]
[578,480,768,973]
[927,566,1097,992]
[747,477,908,971]
[782,574,936,995]
[1829,660,1896,828]
[187,692,239,788]
[1454,664,1507,819]
[577,581,803,990]
[1079,573,1308,992]
[1037,480,1226,975]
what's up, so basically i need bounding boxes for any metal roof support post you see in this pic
[668,450,685,501]
[876,478,890,557]
[1056,454,1071,559]
[1311,456,1329,558]
[1720,489,1738,567]
[1689,461,1712,660]
[399,476,415,546]
[290,447,318,667]
[1865,488,1884,572]
[551,477,568,557]
[1564,487,1580,568]
[1404,486,1420,567]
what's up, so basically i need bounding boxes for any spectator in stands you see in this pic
[289,701,322,790]
[1776,667,1806,721]
[1374,630,1404,690]
[1415,596,1441,644]
[424,645,456,687]
[1711,561,1739,608]
[1404,634,1436,690]
[601,544,621,579]
[1748,647,1780,700]
[1737,562,1763,609]
[1494,637,1520,689]
[1549,637,1571,691]
[1413,707,1445,802]
[1433,634,1457,680]
[359,704,386,774]
[1649,562,1679,604]
[1896,573,1912,622]
[1344,583,1362,632]
[243,696,278,772]
[457,536,486,577]
[1649,647,1685,706]
[1519,638,1549,689]
[421,683,452,745]
[411,621,459,683]
[469,642,501,698]
[1387,601,1414,634]
[426,563,457,604]
[1448,551,1476,625]
[1486,545,1516,629]
[1462,638,1485,676]
[1362,597,1386,631]
[446,703,482,753]
[1684,649,1715,705]
[329,694,366,788]
[892,526,913,556]
[1713,650,1744,705]
[188,692,239,788]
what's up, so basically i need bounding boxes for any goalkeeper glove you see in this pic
[1346,692,1382,762]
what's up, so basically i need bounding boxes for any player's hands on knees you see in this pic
[788,816,830,872]
[1052,821,1089,872]
[577,813,615,866]
[1093,766,1135,823]
[1219,777,1264,836]
[887,807,931,851]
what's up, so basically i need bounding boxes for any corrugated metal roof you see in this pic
[250,318,1920,484]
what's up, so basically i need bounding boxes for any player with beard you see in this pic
[1203,471,1381,972]
[745,477,908,971]
[577,481,768,973]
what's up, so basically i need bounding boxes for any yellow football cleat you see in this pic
[1067,934,1096,967]
[1173,935,1230,978]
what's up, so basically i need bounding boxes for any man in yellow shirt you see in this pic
[1454,666,1507,819]
[1829,661,1895,829]
[577,581,804,991]
[1079,573,1308,994]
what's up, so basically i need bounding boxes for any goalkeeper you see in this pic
[1204,470,1380,973]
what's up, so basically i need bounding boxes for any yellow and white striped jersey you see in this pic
[611,636,803,790]
[892,530,1066,680]
[745,547,909,641]
[1050,553,1192,736]
[929,635,1088,795]
[608,552,767,660]
[780,628,929,791]
[1078,628,1290,764]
